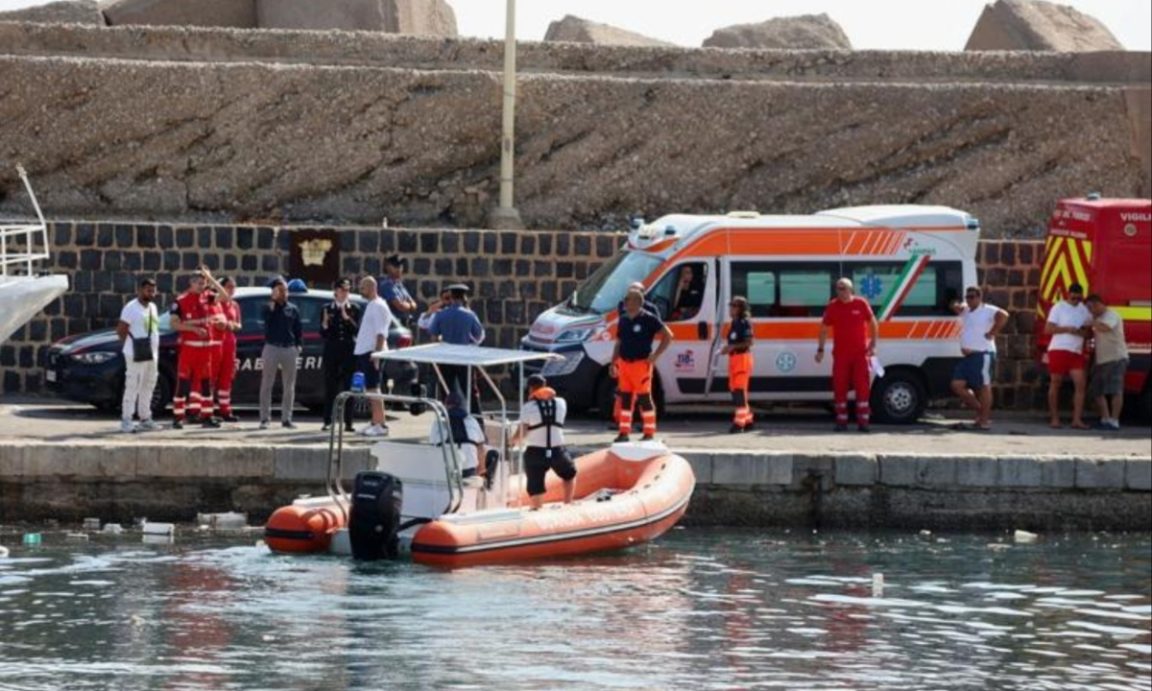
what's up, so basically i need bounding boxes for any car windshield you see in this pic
[568,251,664,315]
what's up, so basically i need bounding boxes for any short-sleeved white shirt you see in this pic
[1094,309,1129,364]
[355,297,393,356]
[119,299,160,361]
[429,415,484,472]
[520,397,568,448]
[959,303,1002,353]
[1047,300,1092,354]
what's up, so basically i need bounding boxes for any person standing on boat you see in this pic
[723,296,755,434]
[321,278,362,432]
[816,278,880,433]
[429,390,487,480]
[354,276,393,438]
[428,283,485,413]
[380,255,418,325]
[258,277,304,430]
[117,278,161,434]
[612,289,673,443]
[512,375,577,510]
[170,273,222,429]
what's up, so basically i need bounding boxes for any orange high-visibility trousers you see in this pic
[729,352,754,428]
[616,359,656,436]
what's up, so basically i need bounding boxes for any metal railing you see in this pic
[0,166,50,278]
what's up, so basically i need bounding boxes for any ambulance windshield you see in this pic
[567,251,663,315]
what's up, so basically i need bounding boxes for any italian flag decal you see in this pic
[878,254,931,321]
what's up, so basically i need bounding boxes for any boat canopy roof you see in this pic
[372,343,561,368]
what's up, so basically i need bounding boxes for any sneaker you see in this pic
[322,423,332,432]
[172,419,185,430]
[138,419,160,432]
[200,417,221,428]
[345,424,356,433]
[728,424,744,434]
[613,433,630,443]
[259,420,270,430]
[743,423,755,433]
[858,425,871,434]
[362,424,389,438]
[641,434,655,442]
[221,414,240,423]
[120,419,137,434]
[834,424,848,433]
[282,420,298,430]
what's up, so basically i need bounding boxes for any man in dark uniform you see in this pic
[321,278,362,432]
[612,289,673,442]
[380,255,417,325]
[429,283,485,412]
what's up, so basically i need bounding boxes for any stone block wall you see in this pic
[0,221,1048,410]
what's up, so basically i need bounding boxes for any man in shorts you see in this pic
[512,375,577,510]
[1086,295,1129,431]
[949,286,1009,430]
[354,276,394,438]
[1045,283,1093,429]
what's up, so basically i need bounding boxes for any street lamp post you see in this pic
[489,0,524,230]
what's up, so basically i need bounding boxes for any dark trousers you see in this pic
[440,364,483,415]
[322,343,356,426]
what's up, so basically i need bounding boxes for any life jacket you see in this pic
[527,388,564,455]
[446,407,480,448]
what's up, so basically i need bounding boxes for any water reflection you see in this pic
[0,529,1148,690]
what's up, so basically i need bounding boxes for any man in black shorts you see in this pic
[512,375,577,510]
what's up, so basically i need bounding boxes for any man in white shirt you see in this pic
[1086,295,1130,431]
[116,278,161,433]
[511,375,577,510]
[1045,283,1093,429]
[354,276,394,437]
[428,391,487,479]
[950,287,1009,430]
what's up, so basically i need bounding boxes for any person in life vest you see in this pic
[511,375,577,510]
[723,296,755,434]
[612,289,673,443]
[429,390,487,480]
[816,278,880,433]
[169,273,225,429]
[200,269,242,423]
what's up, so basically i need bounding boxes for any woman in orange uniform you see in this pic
[723,297,755,434]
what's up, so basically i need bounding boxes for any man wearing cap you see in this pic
[612,289,673,443]
[355,276,393,438]
[429,284,485,411]
[169,273,223,429]
[511,375,577,510]
[321,278,362,432]
[1046,283,1093,429]
[259,277,303,430]
[381,255,418,325]
[429,390,488,481]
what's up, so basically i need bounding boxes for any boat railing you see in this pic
[330,392,463,520]
[1,166,50,279]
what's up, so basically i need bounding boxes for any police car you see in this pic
[45,287,417,416]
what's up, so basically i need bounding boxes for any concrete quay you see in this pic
[1,399,1149,531]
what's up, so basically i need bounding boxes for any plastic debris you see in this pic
[142,534,174,545]
[919,529,932,537]
[65,532,89,542]
[142,521,175,537]
[1014,529,1039,544]
[22,533,42,546]
[102,524,125,535]
[196,512,248,531]
[82,518,101,531]
[0,545,9,558]
[872,573,885,598]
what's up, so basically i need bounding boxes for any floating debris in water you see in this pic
[22,533,41,547]
[1014,530,1039,544]
[872,573,885,598]
[102,524,124,535]
[142,521,175,537]
[65,532,89,542]
[82,518,101,531]
[0,545,8,558]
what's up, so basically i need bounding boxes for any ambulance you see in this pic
[522,205,981,424]
[1035,196,1152,421]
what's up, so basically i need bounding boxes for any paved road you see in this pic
[1,396,1147,458]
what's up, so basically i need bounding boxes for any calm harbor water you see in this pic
[0,528,1149,691]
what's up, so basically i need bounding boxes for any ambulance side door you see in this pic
[647,260,716,403]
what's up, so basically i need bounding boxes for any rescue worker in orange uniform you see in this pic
[170,273,224,429]
[816,278,880,433]
[201,269,242,423]
[723,296,755,434]
[611,289,673,443]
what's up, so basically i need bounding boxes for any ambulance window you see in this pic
[779,267,835,316]
[649,262,707,321]
[847,261,963,316]
[746,272,777,314]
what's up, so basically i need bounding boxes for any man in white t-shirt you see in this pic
[354,276,394,438]
[949,287,1009,430]
[1045,284,1094,429]
[511,375,577,510]
[428,391,487,479]
[1086,294,1130,431]
[116,278,161,433]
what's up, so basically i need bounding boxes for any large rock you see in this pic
[544,15,672,47]
[256,0,457,36]
[101,0,257,28]
[0,0,104,25]
[704,13,852,50]
[965,0,1123,52]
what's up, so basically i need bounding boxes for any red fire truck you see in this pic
[1035,196,1152,421]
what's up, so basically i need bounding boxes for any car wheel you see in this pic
[870,369,927,425]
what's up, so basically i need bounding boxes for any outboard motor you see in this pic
[349,471,403,561]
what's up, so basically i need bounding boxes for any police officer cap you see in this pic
[385,254,408,269]
[446,283,472,296]
[267,276,287,289]
[287,278,309,294]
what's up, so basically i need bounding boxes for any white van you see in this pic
[522,206,981,424]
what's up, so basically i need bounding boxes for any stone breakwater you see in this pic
[0,221,1047,408]
[0,22,1148,234]
[1,441,1147,530]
